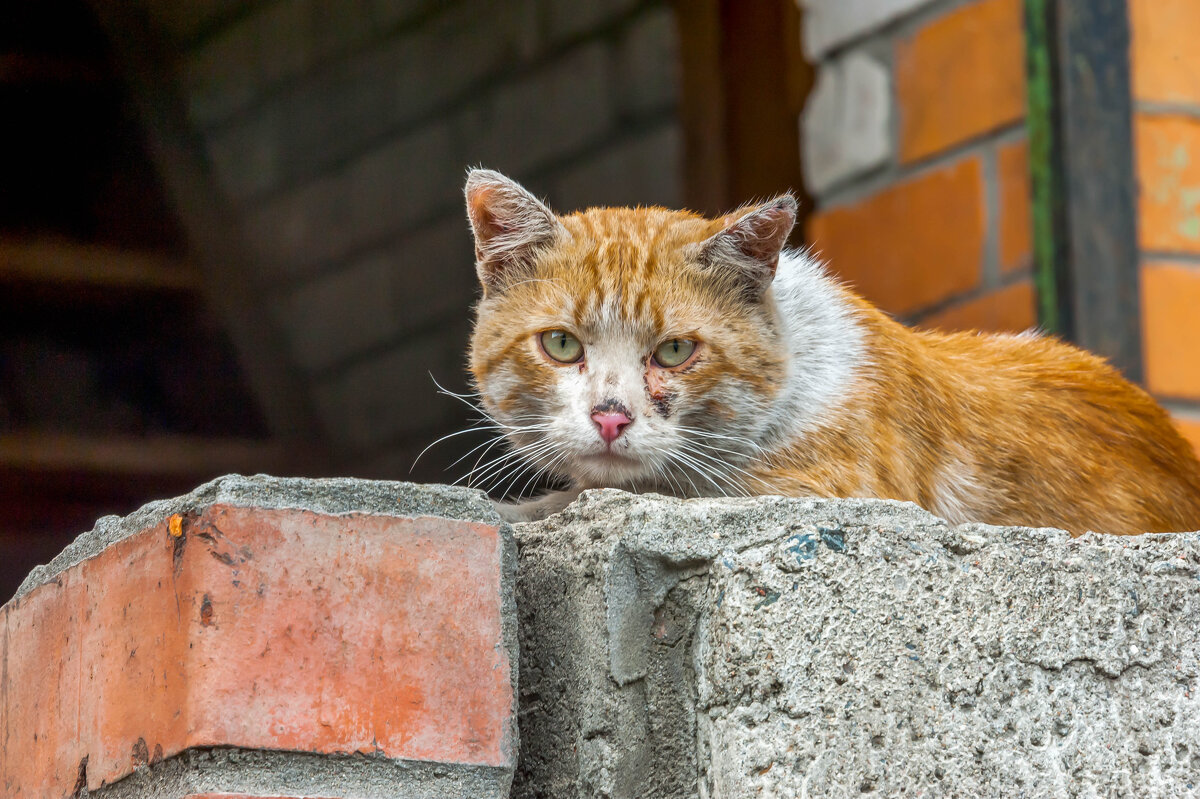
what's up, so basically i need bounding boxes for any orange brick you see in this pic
[896,0,1026,162]
[997,139,1033,272]
[807,157,985,315]
[1,505,514,795]
[1142,261,1200,398]
[1174,415,1200,458]
[1130,0,1200,105]
[917,280,1036,334]
[1136,115,1200,253]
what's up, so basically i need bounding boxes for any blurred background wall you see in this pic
[1,0,1198,598]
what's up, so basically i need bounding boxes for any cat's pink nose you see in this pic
[591,411,632,444]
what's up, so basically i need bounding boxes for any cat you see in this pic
[461,168,1200,535]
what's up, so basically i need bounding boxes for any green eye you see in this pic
[540,329,584,363]
[653,338,696,368]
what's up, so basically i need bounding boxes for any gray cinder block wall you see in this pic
[515,490,1200,798]
[137,0,683,476]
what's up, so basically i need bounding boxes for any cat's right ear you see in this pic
[465,169,567,292]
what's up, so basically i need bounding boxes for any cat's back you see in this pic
[909,324,1200,533]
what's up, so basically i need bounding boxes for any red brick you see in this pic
[1,505,513,796]
[1142,261,1200,399]
[1130,0,1200,105]
[896,0,1026,162]
[807,157,985,315]
[917,280,1036,334]
[997,139,1033,273]
[1135,115,1200,254]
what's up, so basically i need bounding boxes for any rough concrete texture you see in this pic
[514,489,1200,798]
[5,475,517,799]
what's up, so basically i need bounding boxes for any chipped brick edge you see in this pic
[12,474,501,602]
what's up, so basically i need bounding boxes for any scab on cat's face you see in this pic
[460,168,1200,534]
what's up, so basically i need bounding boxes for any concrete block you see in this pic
[310,317,471,456]
[802,50,891,195]
[614,6,681,117]
[3,476,517,799]
[542,0,641,42]
[457,43,614,176]
[549,123,683,211]
[204,1,520,201]
[269,254,403,374]
[798,0,936,59]
[185,0,421,128]
[245,120,460,280]
[514,490,1200,798]
[268,213,476,376]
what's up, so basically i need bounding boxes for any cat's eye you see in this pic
[540,329,584,363]
[653,338,696,368]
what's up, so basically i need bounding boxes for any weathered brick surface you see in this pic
[1,478,515,797]
[1130,0,1200,106]
[808,157,985,314]
[895,0,1025,162]
[917,280,1035,334]
[1142,261,1200,400]
[997,138,1033,272]
[1135,114,1200,254]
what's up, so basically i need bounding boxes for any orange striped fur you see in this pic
[463,169,1200,534]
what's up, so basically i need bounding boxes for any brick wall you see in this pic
[798,0,1034,334]
[140,0,683,478]
[1129,0,1200,453]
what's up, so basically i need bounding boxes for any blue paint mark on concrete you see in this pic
[785,532,818,564]
[817,526,847,553]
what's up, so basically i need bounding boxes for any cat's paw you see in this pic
[492,489,581,523]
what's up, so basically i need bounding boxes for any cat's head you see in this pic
[463,169,796,495]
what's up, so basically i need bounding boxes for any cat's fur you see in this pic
[463,168,1200,534]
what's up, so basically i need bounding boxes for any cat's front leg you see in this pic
[492,488,582,523]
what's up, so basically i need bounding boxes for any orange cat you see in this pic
[462,168,1200,535]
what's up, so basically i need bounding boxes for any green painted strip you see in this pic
[1024,0,1064,335]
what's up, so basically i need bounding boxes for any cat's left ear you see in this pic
[465,169,568,293]
[698,195,797,299]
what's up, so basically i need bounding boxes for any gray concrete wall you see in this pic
[516,490,1200,798]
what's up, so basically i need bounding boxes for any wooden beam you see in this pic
[675,0,812,219]
[0,432,309,478]
[1025,0,1142,380]
[0,238,200,291]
